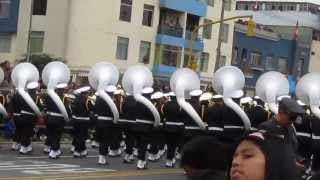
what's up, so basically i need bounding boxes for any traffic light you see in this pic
[246,19,256,37]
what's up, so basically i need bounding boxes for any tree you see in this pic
[19,54,66,75]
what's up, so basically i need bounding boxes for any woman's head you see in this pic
[230,132,300,180]
[230,132,266,180]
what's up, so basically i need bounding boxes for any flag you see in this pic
[293,21,299,41]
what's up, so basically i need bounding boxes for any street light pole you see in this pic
[26,0,34,63]
[187,15,253,71]
[214,0,225,72]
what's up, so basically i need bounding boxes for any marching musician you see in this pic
[70,86,91,158]
[43,83,68,159]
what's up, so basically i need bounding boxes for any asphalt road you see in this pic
[0,142,185,180]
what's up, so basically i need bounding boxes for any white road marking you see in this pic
[16,155,99,159]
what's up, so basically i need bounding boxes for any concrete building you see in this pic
[0,0,237,86]
[234,0,320,94]
[232,22,310,95]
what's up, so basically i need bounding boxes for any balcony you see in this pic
[159,0,207,17]
[158,24,183,38]
[153,64,177,78]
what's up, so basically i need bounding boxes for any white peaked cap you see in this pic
[151,92,164,100]
[254,96,261,100]
[231,90,244,98]
[199,92,212,101]
[277,95,291,102]
[167,92,175,97]
[142,87,154,94]
[75,86,91,94]
[297,100,306,106]
[212,94,223,99]
[26,81,39,89]
[56,83,68,89]
[105,85,117,93]
[189,89,203,97]
[240,97,253,104]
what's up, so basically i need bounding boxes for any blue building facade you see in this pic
[0,0,20,33]
[153,0,207,79]
[232,24,310,94]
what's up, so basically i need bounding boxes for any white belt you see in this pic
[208,127,223,131]
[296,132,311,138]
[166,122,184,126]
[136,119,153,124]
[97,116,113,121]
[47,111,64,117]
[119,119,136,123]
[251,127,258,131]
[185,126,201,130]
[72,115,90,120]
[13,113,21,116]
[20,110,35,115]
[224,125,244,129]
[312,134,320,140]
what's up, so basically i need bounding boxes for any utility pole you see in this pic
[214,0,226,71]
[26,0,34,62]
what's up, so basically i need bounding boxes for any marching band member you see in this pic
[71,86,91,158]
[163,92,183,168]
[43,83,68,159]
[206,95,224,140]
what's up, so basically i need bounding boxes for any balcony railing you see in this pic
[158,24,183,38]
[185,30,202,41]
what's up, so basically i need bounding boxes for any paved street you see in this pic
[0,142,184,180]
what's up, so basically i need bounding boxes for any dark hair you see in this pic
[181,136,232,171]
[229,132,301,180]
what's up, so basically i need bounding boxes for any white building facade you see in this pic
[0,0,237,85]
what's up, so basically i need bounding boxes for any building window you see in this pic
[183,50,199,68]
[224,0,231,11]
[221,23,229,43]
[250,51,262,67]
[206,0,214,7]
[142,4,154,27]
[265,55,273,70]
[215,56,226,71]
[0,33,11,53]
[139,41,151,64]
[278,57,288,73]
[0,0,10,18]
[33,0,47,15]
[232,47,238,64]
[119,0,132,22]
[162,45,181,67]
[116,36,129,60]
[200,52,209,72]
[30,31,44,54]
[203,19,212,39]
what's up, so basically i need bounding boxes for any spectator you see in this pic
[230,132,301,180]
[180,136,231,180]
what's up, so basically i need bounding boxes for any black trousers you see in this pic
[123,127,136,155]
[20,123,35,147]
[166,132,182,160]
[149,128,165,155]
[18,115,35,147]
[136,132,151,161]
[313,153,320,171]
[110,125,121,150]
[73,121,89,152]
[96,125,118,156]
[13,119,23,144]
[45,119,65,151]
